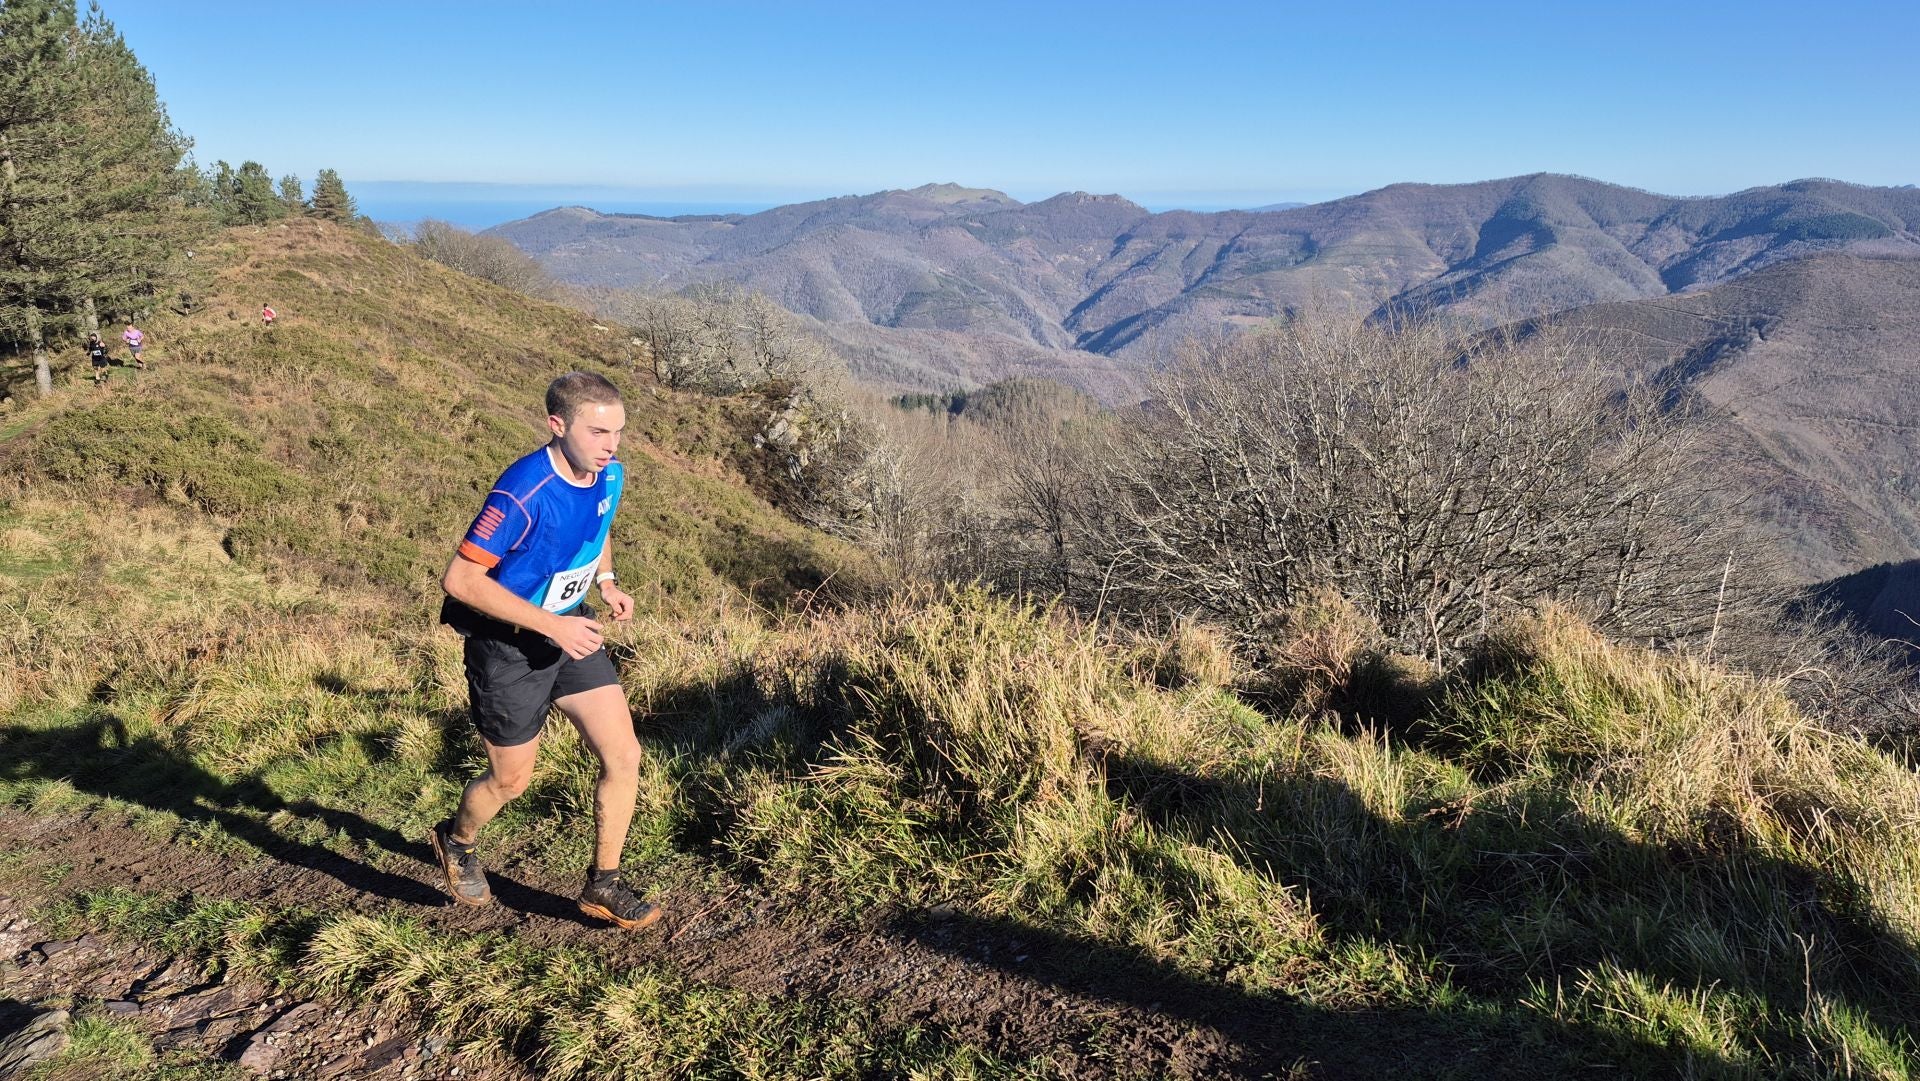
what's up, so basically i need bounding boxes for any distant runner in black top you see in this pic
[86,333,110,386]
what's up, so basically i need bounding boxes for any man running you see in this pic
[122,323,146,370]
[86,333,110,386]
[429,370,661,930]
[260,303,276,326]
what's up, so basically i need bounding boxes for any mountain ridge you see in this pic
[490,174,1920,395]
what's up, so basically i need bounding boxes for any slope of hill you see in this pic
[0,218,865,609]
[1815,559,1920,660]
[1531,253,1920,582]
[2,220,1916,1079]
[490,175,1920,395]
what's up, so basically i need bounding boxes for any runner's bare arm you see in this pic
[595,545,634,622]
[442,554,604,658]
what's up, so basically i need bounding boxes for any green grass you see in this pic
[18,1013,251,1081]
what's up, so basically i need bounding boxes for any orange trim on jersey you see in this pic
[457,540,501,568]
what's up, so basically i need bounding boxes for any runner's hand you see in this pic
[600,582,635,622]
[549,614,604,659]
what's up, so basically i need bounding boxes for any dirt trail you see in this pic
[0,809,1303,1079]
[0,888,533,1080]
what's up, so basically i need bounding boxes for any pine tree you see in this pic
[0,0,205,395]
[308,168,357,223]
[0,0,87,396]
[179,159,227,246]
[208,159,237,221]
[67,3,205,331]
[228,160,284,224]
[278,173,302,211]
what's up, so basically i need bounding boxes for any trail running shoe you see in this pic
[428,819,492,907]
[578,870,662,930]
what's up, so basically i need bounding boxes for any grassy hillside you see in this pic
[2,223,1917,1079]
[0,217,866,611]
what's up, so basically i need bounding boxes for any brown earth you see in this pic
[1,809,1295,1078]
[1,783,1637,1081]
[0,888,532,1080]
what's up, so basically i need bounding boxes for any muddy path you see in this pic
[1,808,1499,1079]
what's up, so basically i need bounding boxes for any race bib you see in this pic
[542,564,597,613]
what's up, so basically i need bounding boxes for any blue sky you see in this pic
[110,1,1918,221]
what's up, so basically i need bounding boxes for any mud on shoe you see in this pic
[428,819,492,907]
[578,869,662,930]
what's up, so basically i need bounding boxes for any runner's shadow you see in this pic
[485,873,597,928]
[0,713,443,907]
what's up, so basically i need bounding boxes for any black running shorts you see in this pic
[460,608,620,748]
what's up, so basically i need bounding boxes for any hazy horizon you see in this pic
[351,179,1342,228]
[353,175,1915,230]
[109,1,1919,208]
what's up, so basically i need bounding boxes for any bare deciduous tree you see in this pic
[407,219,552,296]
[1075,317,1775,662]
[599,284,838,394]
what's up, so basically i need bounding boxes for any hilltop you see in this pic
[489,174,1920,396]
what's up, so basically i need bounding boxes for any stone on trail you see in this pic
[0,1007,72,1076]
[235,1031,281,1075]
[263,1000,321,1033]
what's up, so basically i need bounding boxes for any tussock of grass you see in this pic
[1444,610,1920,943]
[633,589,1920,1072]
[16,1012,251,1081]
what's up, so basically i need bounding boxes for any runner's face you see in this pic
[551,401,624,475]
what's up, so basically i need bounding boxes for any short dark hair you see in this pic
[546,371,623,423]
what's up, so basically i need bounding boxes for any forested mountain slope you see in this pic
[1533,253,1920,581]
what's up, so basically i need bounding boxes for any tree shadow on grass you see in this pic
[1087,754,1920,1076]
[0,711,440,905]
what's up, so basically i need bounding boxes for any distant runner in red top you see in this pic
[260,303,276,326]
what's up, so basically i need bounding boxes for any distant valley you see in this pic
[492,175,1920,586]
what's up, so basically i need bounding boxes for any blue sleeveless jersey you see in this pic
[456,445,624,615]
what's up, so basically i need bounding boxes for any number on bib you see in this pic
[542,564,598,613]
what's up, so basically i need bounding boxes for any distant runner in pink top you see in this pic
[122,323,146,370]
[261,303,277,326]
